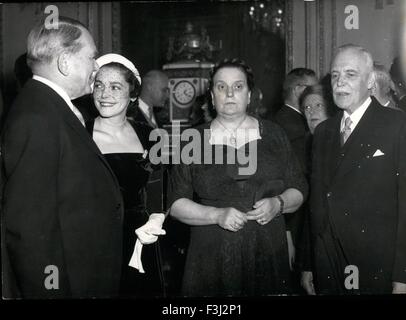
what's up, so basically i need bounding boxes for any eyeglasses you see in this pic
[304,103,325,114]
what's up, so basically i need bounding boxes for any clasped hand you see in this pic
[246,197,280,225]
[217,197,280,232]
[217,207,247,232]
[135,213,166,245]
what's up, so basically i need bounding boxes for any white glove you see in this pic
[128,213,166,273]
[135,213,166,245]
[128,240,144,273]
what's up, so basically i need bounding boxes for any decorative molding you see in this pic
[305,1,312,68]
[97,4,104,52]
[318,0,325,76]
[331,0,337,54]
[285,0,293,72]
[88,3,96,44]
[112,2,121,53]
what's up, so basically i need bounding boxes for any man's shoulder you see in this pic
[274,105,304,125]
[259,118,284,132]
[256,118,295,144]
[275,105,295,118]
[4,80,63,129]
[369,99,406,127]
[312,114,338,140]
[13,79,61,111]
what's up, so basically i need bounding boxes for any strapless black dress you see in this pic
[86,119,164,297]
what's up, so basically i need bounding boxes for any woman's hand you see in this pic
[246,197,281,225]
[216,207,248,232]
[135,213,166,245]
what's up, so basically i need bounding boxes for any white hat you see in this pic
[96,53,141,85]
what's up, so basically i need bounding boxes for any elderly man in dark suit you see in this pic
[1,17,124,298]
[301,44,406,294]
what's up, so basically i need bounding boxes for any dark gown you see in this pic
[169,119,308,297]
[86,119,165,297]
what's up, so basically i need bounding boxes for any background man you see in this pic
[130,70,169,128]
[302,44,406,294]
[1,16,124,298]
[274,68,318,279]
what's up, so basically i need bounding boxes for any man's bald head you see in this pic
[140,70,169,107]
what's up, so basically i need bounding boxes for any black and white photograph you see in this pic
[1,0,406,314]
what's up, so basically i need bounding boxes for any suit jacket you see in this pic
[311,97,406,293]
[397,96,406,114]
[1,79,124,298]
[128,101,158,129]
[274,105,309,252]
[274,105,309,173]
[72,94,99,122]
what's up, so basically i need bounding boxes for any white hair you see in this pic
[27,16,86,69]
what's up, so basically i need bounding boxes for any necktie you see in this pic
[340,116,352,146]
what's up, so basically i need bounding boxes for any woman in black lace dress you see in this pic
[169,59,308,297]
[88,54,165,297]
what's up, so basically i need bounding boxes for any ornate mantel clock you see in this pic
[163,61,213,122]
[163,22,221,123]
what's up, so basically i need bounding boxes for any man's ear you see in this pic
[293,85,302,99]
[57,52,70,76]
[248,91,251,105]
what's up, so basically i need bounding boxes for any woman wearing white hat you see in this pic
[86,53,166,297]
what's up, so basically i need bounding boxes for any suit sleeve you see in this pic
[300,125,324,272]
[2,111,71,297]
[393,121,406,283]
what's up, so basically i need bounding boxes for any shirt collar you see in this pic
[285,103,302,115]
[138,98,151,116]
[138,98,157,126]
[33,75,74,108]
[341,96,372,131]
[33,75,85,126]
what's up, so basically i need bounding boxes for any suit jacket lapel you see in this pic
[50,91,121,188]
[134,107,157,128]
[323,113,342,187]
[142,109,158,129]
[331,99,380,183]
